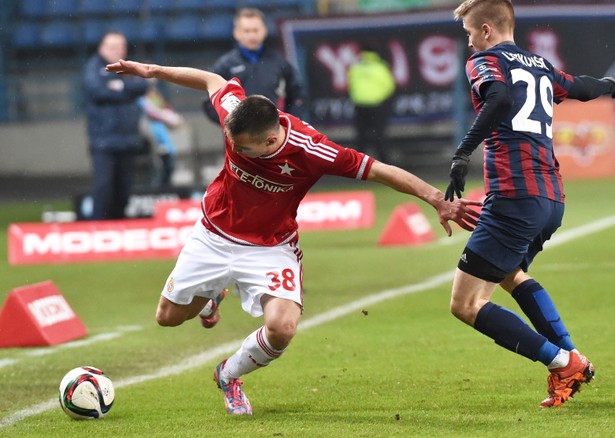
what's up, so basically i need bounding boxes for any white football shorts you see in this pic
[161,222,304,317]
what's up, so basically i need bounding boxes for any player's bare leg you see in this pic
[155,295,210,327]
[450,269,498,326]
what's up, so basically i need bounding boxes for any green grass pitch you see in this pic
[1,179,614,437]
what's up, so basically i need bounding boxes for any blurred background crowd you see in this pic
[0,0,613,216]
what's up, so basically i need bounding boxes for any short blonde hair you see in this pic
[234,7,266,25]
[454,0,515,33]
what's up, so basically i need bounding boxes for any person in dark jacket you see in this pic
[202,8,304,123]
[83,31,148,220]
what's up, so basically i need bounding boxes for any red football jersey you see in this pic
[201,79,374,246]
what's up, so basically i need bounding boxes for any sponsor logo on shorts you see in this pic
[460,253,467,264]
[167,278,175,293]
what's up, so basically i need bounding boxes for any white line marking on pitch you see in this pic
[2,215,614,428]
[0,326,142,369]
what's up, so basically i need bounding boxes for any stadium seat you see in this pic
[140,19,165,43]
[203,0,238,10]
[12,22,42,49]
[80,0,110,16]
[41,22,79,47]
[47,0,80,18]
[145,0,176,15]
[168,15,206,42]
[82,19,109,45]
[19,0,47,19]
[109,17,142,42]
[202,13,234,41]
[111,0,142,14]
[243,0,315,13]
[176,0,207,12]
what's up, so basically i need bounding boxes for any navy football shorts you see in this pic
[464,194,565,277]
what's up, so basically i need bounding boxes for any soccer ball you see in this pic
[58,366,115,420]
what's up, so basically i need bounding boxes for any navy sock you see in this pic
[512,279,575,351]
[474,302,559,364]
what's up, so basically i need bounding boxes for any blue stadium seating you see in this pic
[48,0,80,17]
[82,19,109,45]
[204,0,238,10]
[243,0,313,13]
[202,13,234,40]
[176,0,207,11]
[12,0,317,52]
[168,15,206,41]
[109,17,141,42]
[111,0,142,14]
[41,22,79,47]
[19,0,47,19]
[145,0,176,15]
[80,0,109,16]
[13,22,42,49]
[140,19,165,43]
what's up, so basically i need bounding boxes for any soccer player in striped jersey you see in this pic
[106,59,481,415]
[447,0,615,408]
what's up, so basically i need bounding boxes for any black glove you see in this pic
[604,77,615,98]
[445,153,471,201]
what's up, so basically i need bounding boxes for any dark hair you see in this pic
[224,95,279,139]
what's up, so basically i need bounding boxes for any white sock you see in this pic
[547,349,571,370]
[220,326,285,381]
[199,300,213,318]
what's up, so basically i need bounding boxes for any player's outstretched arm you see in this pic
[367,161,481,236]
[106,59,227,96]
[566,75,615,101]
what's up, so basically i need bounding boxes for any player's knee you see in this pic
[265,319,297,349]
[450,299,474,325]
[155,306,182,327]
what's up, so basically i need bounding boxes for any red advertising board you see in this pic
[9,191,375,265]
[154,191,376,230]
[0,280,87,347]
[297,190,375,230]
[8,219,193,265]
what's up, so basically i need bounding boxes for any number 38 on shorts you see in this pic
[266,268,297,291]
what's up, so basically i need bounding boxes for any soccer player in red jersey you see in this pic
[446,0,615,408]
[106,58,480,415]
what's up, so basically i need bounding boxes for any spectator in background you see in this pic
[139,78,185,187]
[83,31,148,220]
[347,44,396,163]
[202,7,304,123]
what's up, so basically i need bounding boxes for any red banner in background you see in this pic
[8,220,193,265]
[296,190,375,231]
[553,97,615,179]
[154,191,376,231]
[9,191,376,265]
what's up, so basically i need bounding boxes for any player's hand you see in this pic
[106,59,155,78]
[603,77,615,98]
[445,153,471,201]
[436,197,482,236]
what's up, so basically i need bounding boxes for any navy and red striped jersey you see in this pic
[466,42,575,202]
